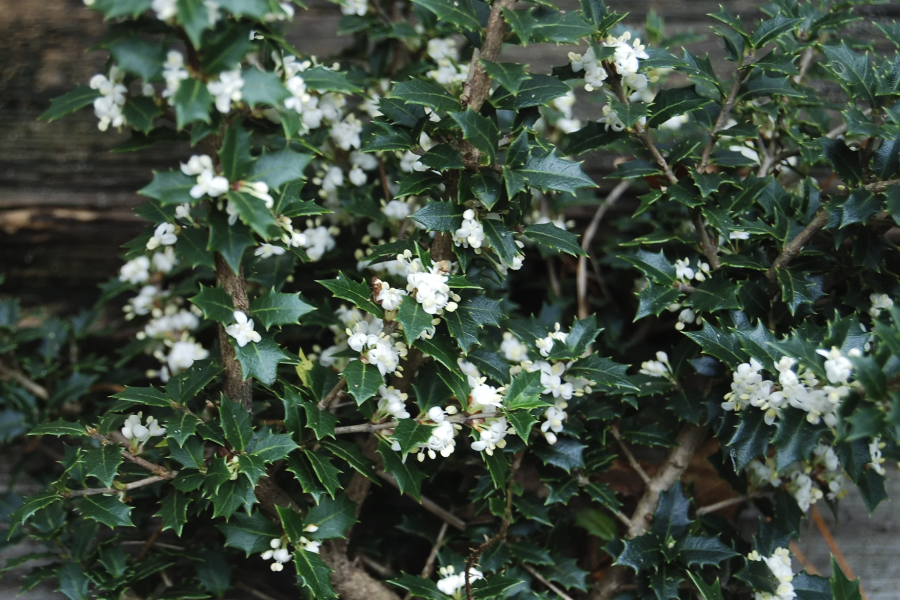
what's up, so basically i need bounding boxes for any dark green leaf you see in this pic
[39,86,101,122]
[80,495,134,528]
[294,550,337,600]
[190,284,236,323]
[232,331,293,385]
[391,79,461,112]
[250,290,315,330]
[341,360,384,405]
[317,272,383,316]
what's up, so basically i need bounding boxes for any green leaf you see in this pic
[531,438,584,472]
[294,550,337,600]
[391,79,461,112]
[276,505,306,545]
[739,72,805,100]
[567,355,637,391]
[397,299,435,345]
[156,492,192,537]
[777,269,818,316]
[304,450,341,497]
[492,75,570,109]
[139,170,197,205]
[210,476,257,519]
[165,359,222,404]
[89,0,153,18]
[390,573,445,600]
[241,68,290,109]
[227,189,279,239]
[506,409,537,442]
[750,15,801,48]
[215,0,272,18]
[397,171,443,197]
[177,0,211,47]
[300,401,337,440]
[509,543,554,566]
[686,572,725,600]
[636,283,681,320]
[648,86,713,128]
[412,0,480,31]
[317,272,383,316]
[410,202,464,232]
[232,331,293,385]
[341,360,384,405]
[29,420,87,437]
[584,482,622,511]
[652,481,691,540]
[483,450,509,489]
[250,290,315,330]
[822,43,877,105]
[200,23,254,74]
[83,445,123,488]
[609,100,650,128]
[112,386,171,407]
[524,223,586,257]
[459,296,503,328]
[565,122,625,155]
[414,334,460,371]
[480,60,531,95]
[503,370,544,410]
[393,419,435,456]
[620,249,676,284]
[305,493,357,539]
[80,495,134,528]
[530,10,595,44]
[190,284,236,323]
[9,491,61,532]
[819,138,863,186]
[443,307,481,353]
[248,147,314,191]
[840,190,880,228]
[220,397,253,452]
[251,428,299,462]
[217,511,281,556]
[830,557,862,600]
[615,532,660,572]
[794,573,832,600]
[420,144,464,170]
[320,439,378,482]
[39,85,101,122]
[57,563,89,600]
[472,576,521,599]
[172,78,214,129]
[772,408,826,470]
[451,110,500,164]
[608,159,661,179]
[548,315,601,360]
[680,535,739,566]
[685,322,747,368]
[166,413,200,446]
[378,440,427,502]
[726,409,774,471]
[301,66,364,94]
[650,563,684,600]
[543,556,589,592]
[176,226,214,269]
[513,149,596,195]
[687,278,741,313]
[122,97,162,134]
[109,37,165,81]
[209,210,255,275]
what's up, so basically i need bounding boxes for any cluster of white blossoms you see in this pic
[121,413,166,450]
[260,531,319,572]
[162,51,189,102]
[869,293,894,318]
[345,317,408,376]
[748,443,848,511]
[426,38,469,86]
[537,92,582,135]
[89,67,127,131]
[119,247,179,284]
[373,278,407,312]
[458,360,510,455]
[295,220,338,262]
[396,252,460,316]
[568,31,650,93]
[453,210,486,250]
[675,257,711,284]
[182,154,230,200]
[639,351,675,381]
[436,565,483,598]
[413,405,462,460]
[339,0,368,16]
[746,548,795,600]
[869,437,886,475]
[722,349,857,427]
[208,69,245,114]
[374,386,410,420]
[226,311,262,348]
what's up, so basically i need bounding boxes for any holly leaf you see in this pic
[39,86,101,122]
[679,535,739,566]
[301,66,363,94]
[109,37,165,81]
[397,299,435,345]
[491,75,570,109]
[251,428,299,462]
[410,201,465,232]
[317,272,383,317]
[241,68,290,109]
[112,386,171,408]
[513,149,596,195]
[300,401,337,440]
[687,573,725,600]
[392,419,435,456]
[830,557,862,600]
[772,408,826,470]
[531,438,585,472]
[390,573,445,600]
[219,397,253,452]
[155,492,192,537]
[524,223,586,257]
[247,147,314,191]
[648,86,713,128]
[9,491,61,532]
[687,278,741,313]
[451,110,500,164]
[391,79,461,112]
[411,0,480,31]
[250,290,315,330]
[304,450,341,497]
[480,61,531,95]
[294,550,337,600]
[685,322,747,369]
[341,360,384,405]
[83,445,123,488]
[320,439,378,483]
[80,495,134,528]
[226,190,279,239]
[139,170,197,205]
[172,78,214,129]
[727,409,774,471]
[209,211,255,275]
[567,355,637,391]
[190,284,236,323]
[232,331,293,385]
[122,97,162,134]
[636,283,682,320]
[378,441,427,502]
[305,493,357,539]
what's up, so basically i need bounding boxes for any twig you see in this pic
[466,481,513,600]
[865,178,900,193]
[611,508,632,528]
[137,522,165,561]
[360,554,395,578]
[696,491,768,516]
[464,0,516,112]
[378,471,466,531]
[334,421,398,434]
[610,426,650,486]
[0,362,49,400]
[810,506,869,600]
[236,582,290,600]
[121,541,185,551]
[378,157,393,202]
[590,424,706,600]
[765,209,828,283]
[520,562,576,600]
[691,210,720,270]
[65,475,168,498]
[578,181,630,319]
[403,521,449,600]
[318,378,347,410]
[788,540,820,576]
[89,432,177,479]
[697,60,753,174]
[634,126,678,184]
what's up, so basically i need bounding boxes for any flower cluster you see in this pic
[182,154,230,200]
[121,413,166,451]
[208,70,245,114]
[748,443,848,511]
[869,293,894,318]
[746,548,795,600]
[722,349,857,427]
[346,317,408,376]
[425,38,469,86]
[226,311,262,348]
[260,531,320,572]
[568,31,649,93]
[453,210,486,250]
[398,252,459,316]
[89,67,127,131]
[436,565,483,598]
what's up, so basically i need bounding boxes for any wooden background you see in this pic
[1,0,898,597]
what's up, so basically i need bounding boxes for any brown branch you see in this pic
[378,471,467,531]
[214,254,254,410]
[403,521,449,599]
[590,424,706,600]
[697,60,752,174]
[691,209,720,270]
[696,491,768,516]
[788,540,821,576]
[634,126,678,184]
[137,522,165,561]
[90,432,177,479]
[578,181,630,320]
[520,562,576,600]
[318,378,347,410]
[65,475,169,498]
[0,362,49,401]
[865,178,900,193]
[378,157,393,202]
[464,0,516,112]
[811,506,870,600]
[765,209,828,283]
[610,426,650,486]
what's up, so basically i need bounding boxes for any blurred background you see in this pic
[1,0,898,597]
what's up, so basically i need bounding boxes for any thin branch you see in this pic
[696,491,767,516]
[697,59,753,174]
[578,181,630,319]
[378,471,466,531]
[788,540,821,576]
[65,475,168,498]
[334,413,486,435]
[378,157,393,202]
[634,126,678,184]
[236,582,291,600]
[691,209,720,270]
[610,426,650,486]
[0,362,49,400]
[611,508,632,528]
[810,506,870,600]
[404,521,449,600]
[865,178,900,193]
[765,209,828,283]
[520,561,576,600]
[90,432,177,479]
[318,378,347,410]
[466,478,513,600]
[137,522,165,561]
[464,0,516,112]
[121,541,185,551]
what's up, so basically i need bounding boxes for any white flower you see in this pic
[225,311,262,347]
[470,382,503,410]
[406,264,453,315]
[340,0,368,16]
[599,105,625,132]
[674,258,694,282]
[122,413,166,444]
[167,339,209,374]
[301,225,337,261]
[375,280,407,311]
[730,230,750,240]
[239,181,274,208]
[384,200,411,220]
[869,293,893,318]
[501,332,529,363]
[453,209,486,249]
[347,319,384,352]
[152,247,179,273]
[188,165,229,199]
[207,70,244,114]
[376,386,410,420]
[146,223,178,250]
[427,38,459,62]
[331,114,363,150]
[152,0,177,20]
[869,438,886,475]
[470,416,509,455]
[89,69,127,131]
[284,75,311,113]
[348,166,367,186]
[255,243,286,259]
[436,566,482,596]
[816,347,853,384]
[366,340,402,375]
[748,548,796,600]
[162,51,189,101]
[351,151,378,171]
[694,259,711,282]
[119,256,151,284]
